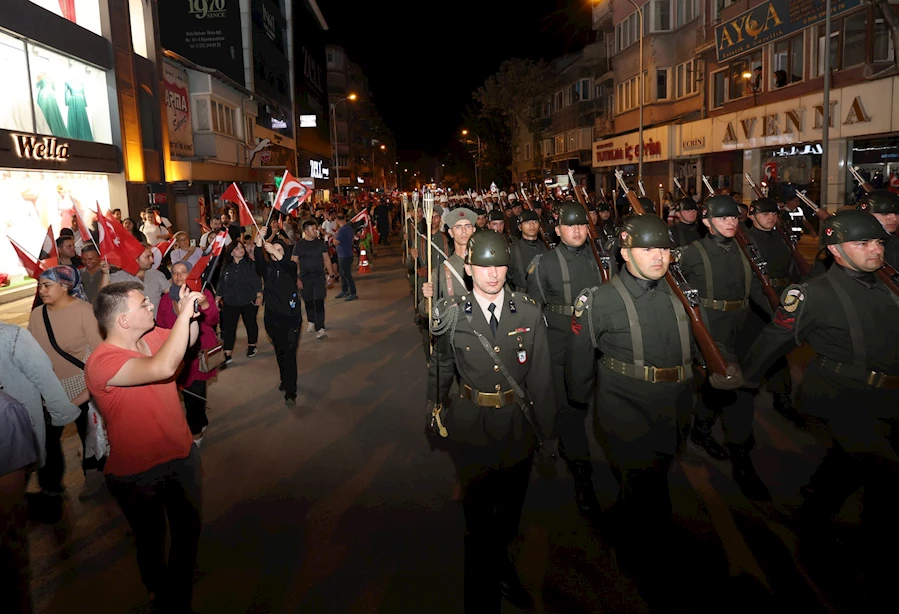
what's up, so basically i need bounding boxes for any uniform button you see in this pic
[495,384,501,391]
[465,346,470,351]
[493,346,500,353]
[493,365,500,372]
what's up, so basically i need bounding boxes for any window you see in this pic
[554,90,563,111]
[543,138,554,156]
[773,34,803,87]
[524,143,531,160]
[814,22,840,77]
[129,0,148,58]
[554,134,565,155]
[580,78,592,101]
[244,115,255,144]
[728,53,762,99]
[674,59,697,98]
[567,130,577,152]
[210,100,237,137]
[711,69,727,108]
[874,17,895,62]
[569,78,592,103]
[337,155,348,168]
[675,0,698,28]
[138,89,157,150]
[651,0,671,32]
[842,11,867,68]
[195,99,209,131]
[616,74,642,113]
[616,11,641,52]
[657,67,670,100]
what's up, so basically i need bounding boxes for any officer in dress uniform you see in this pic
[671,197,704,247]
[428,230,555,613]
[741,210,899,601]
[744,196,801,422]
[527,202,606,516]
[857,189,899,271]
[419,208,476,315]
[678,194,770,500]
[507,210,548,291]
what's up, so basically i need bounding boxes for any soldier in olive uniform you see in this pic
[857,189,899,271]
[595,202,617,244]
[406,205,424,293]
[428,230,555,612]
[487,209,507,235]
[507,210,548,291]
[741,210,899,597]
[527,202,606,515]
[475,208,488,231]
[671,197,704,247]
[745,196,801,422]
[679,195,770,500]
[420,208,476,315]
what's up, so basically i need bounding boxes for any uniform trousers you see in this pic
[553,361,590,461]
[264,311,302,395]
[220,302,258,351]
[300,272,326,331]
[450,445,534,613]
[693,382,755,445]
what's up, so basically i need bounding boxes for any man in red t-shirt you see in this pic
[85,280,204,613]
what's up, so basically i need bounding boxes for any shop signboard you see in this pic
[251,0,290,109]
[592,126,670,168]
[715,0,862,62]
[256,143,296,171]
[159,0,244,85]
[163,62,194,157]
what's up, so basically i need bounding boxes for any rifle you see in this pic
[744,173,813,278]
[799,186,899,297]
[520,187,555,249]
[849,165,875,193]
[672,176,688,199]
[568,170,611,283]
[615,170,729,376]
[701,175,780,312]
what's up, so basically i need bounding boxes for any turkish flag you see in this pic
[221,182,255,227]
[72,202,95,244]
[38,226,57,261]
[96,204,142,275]
[151,237,175,270]
[272,170,310,216]
[185,255,210,292]
[8,237,48,279]
[205,230,228,257]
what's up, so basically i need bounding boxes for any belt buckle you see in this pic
[478,391,501,407]
[676,364,684,382]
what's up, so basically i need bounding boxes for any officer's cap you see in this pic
[445,207,476,229]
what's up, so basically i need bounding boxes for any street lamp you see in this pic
[462,129,482,192]
[624,0,644,183]
[331,93,357,197]
[371,144,387,191]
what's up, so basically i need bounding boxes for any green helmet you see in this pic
[487,210,505,222]
[597,202,611,212]
[749,197,779,215]
[619,214,673,249]
[677,197,698,212]
[704,194,741,218]
[558,202,588,225]
[857,190,899,215]
[635,197,656,215]
[821,209,889,246]
[466,229,511,266]
[519,210,539,223]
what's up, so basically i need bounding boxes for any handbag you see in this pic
[199,340,225,373]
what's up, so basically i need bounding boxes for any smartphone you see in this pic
[190,239,196,247]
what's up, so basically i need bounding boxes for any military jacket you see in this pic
[508,237,548,292]
[418,252,467,317]
[671,221,703,247]
[747,225,795,287]
[883,233,899,272]
[526,244,605,362]
[428,290,556,459]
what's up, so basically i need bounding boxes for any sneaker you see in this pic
[306,322,315,333]
[223,354,233,365]
[78,469,105,500]
[246,346,257,358]
[345,294,357,302]
[316,328,328,339]
[335,291,348,299]
[284,393,297,406]
[193,436,203,448]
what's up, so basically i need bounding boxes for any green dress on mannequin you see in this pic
[65,82,93,141]
[36,76,68,137]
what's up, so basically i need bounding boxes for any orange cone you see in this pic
[357,248,372,274]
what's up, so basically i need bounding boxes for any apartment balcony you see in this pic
[592,1,612,31]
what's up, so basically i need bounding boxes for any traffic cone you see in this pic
[357,248,372,274]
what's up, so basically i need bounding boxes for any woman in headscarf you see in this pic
[154,260,220,446]
[27,265,106,499]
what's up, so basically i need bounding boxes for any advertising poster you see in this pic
[159,0,245,84]
[163,62,194,156]
[251,0,290,109]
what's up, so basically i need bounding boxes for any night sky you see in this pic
[324,1,592,160]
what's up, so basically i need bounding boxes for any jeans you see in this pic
[300,273,326,331]
[221,302,259,351]
[38,401,103,493]
[106,447,202,610]
[338,256,356,295]
[264,311,302,395]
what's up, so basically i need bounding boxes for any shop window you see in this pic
[657,68,670,100]
[773,34,803,87]
[674,59,696,99]
[27,42,113,144]
[0,32,34,133]
[711,69,727,109]
[874,17,895,63]
[675,0,698,29]
[813,23,840,77]
[129,0,148,58]
[843,11,867,68]
[28,0,102,36]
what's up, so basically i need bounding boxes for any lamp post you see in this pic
[330,93,357,197]
[371,144,386,191]
[462,129,482,192]
[625,0,644,183]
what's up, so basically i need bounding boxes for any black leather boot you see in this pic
[569,460,602,519]
[727,442,771,501]
[463,535,500,613]
[500,552,534,610]
[689,418,730,460]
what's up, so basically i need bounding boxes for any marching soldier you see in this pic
[596,202,617,244]
[406,205,424,294]
[507,210,548,292]
[741,210,899,600]
[487,209,506,235]
[527,202,606,516]
[410,203,446,360]
[857,189,899,271]
[427,230,555,612]
[475,208,488,231]
[670,197,704,247]
[678,194,770,500]
[420,208,476,315]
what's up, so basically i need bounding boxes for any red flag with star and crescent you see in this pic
[8,237,49,279]
[96,203,142,274]
[221,182,256,228]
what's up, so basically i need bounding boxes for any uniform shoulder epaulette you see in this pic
[431,295,463,337]
[526,253,543,276]
[508,291,538,307]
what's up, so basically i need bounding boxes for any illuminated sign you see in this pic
[271,117,288,129]
[310,159,330,179]
[12,134,70,161]
[770,144,824,157]
[299,114,317,128]
[594,139,663,163]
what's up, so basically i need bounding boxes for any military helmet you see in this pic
[558,202,588,225]
[519,210,539,223]
[821,209,889,246]
[704,194,741,218]
[677,197,698,212]
[487,209,505,222]
[466,230,511,266]
[618,214,673,249]
[749,197,779,215]
[597,201,611,212]
[857,190,899,215]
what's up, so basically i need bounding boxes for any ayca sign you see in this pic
[12,134,70,161]
[715,0,862,62]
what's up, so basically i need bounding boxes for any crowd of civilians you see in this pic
[0,194,402,613]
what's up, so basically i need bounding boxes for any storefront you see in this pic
[847,136,899,200]
[592,126,671,202]
[673,120,711,197]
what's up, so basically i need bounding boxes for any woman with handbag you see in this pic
[27,265,106,500]
[155,260,221,446]
[217,241,262,363]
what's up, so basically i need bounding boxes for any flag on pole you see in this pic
[220,182,256,228]
[96,204,142,274]
[195,217,211,234]
[72,203,95,244]
[272,170,311,217]
[204,230,228,257]
[38,226,57,261]
[151,237,175,270]
[350,209,379,245]
[8,237,48,279]
[185,255,210,292]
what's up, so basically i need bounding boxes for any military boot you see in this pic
[568,460,602,519]
[689,417,730,461]
[726,443,771,501]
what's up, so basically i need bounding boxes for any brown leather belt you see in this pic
[461,384,516,407]
[816,356,899,390]
[544,303,574,316]
[700,297,748,312]
[601,356,690,383]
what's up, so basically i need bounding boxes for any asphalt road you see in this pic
[27,241,864,613]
